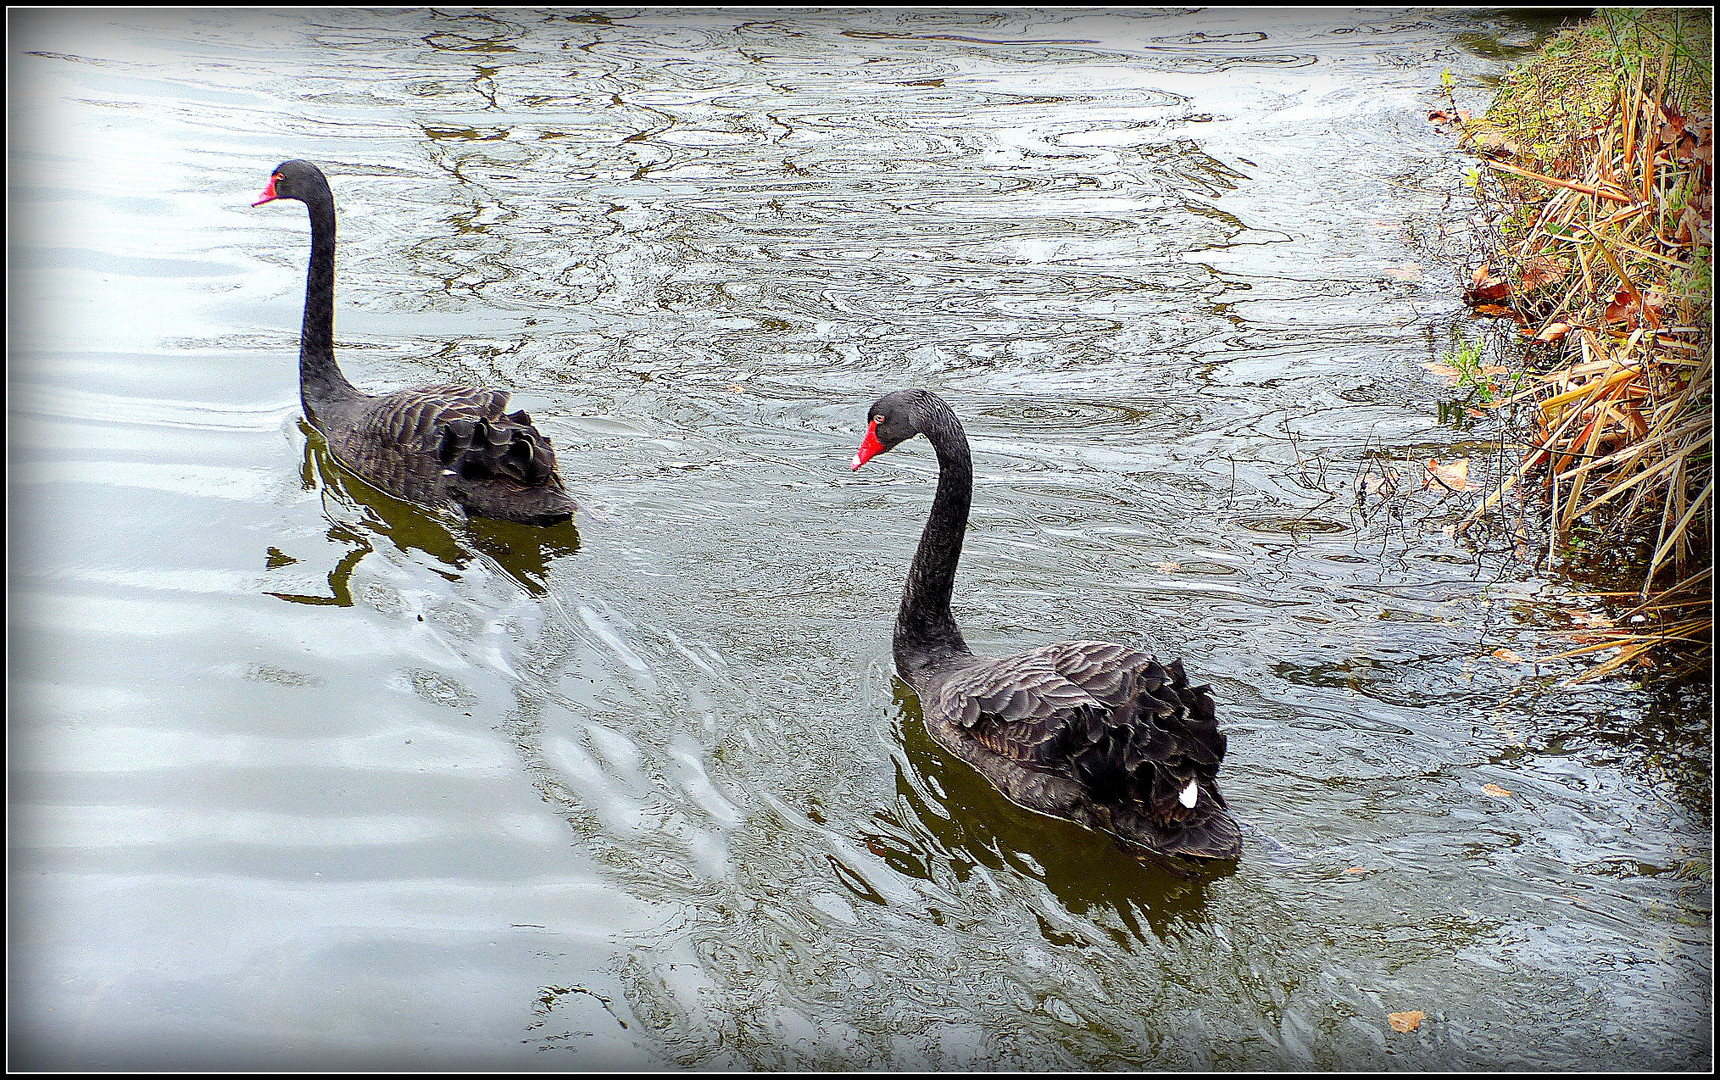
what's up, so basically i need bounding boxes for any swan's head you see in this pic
[851,389,948,470]
[253,159,331,208]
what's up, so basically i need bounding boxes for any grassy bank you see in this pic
[1449,8,1712,682]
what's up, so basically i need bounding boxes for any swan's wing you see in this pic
[348,385,553,485]
[1035,640,1159,709]
[929,653,1108,765]
[351,384,509,452]
[928,643,1227,823]
[333,384,562,498]
[1040,641,1225,769]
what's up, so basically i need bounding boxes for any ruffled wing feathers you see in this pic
[923,641,1238,857]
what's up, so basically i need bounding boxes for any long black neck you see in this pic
[894,400,973,684]
[297,185,358,419]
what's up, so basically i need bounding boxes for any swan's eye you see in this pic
[873,414,884,424]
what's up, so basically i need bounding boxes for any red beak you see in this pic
[251,174,280,207]
[851,420,885,471]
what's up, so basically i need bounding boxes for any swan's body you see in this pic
[852,389,1240,859]
[255,159,575,526]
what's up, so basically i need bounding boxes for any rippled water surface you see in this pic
[10,7,1710,1070]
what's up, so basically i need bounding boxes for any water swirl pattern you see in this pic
[9,8,1709,1071]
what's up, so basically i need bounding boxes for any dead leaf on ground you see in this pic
[1470,302,1518,319]
[1518,256,1569,292]
[1465,263,1510,303]
[1604,286,1666,329]
[1343,867,1370,875]
[1654,102,1687,147]
[1535,321,1573,343]
[1639,289,1669,325]
[1481,783,1514,798]
[1677,203,1713,246]
[1603,289,1636,325]
[1491,647,1525,663]
[1388,1010,1427,1033]
[1481,131,1519,156]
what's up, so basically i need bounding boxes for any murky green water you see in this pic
[9,8,1709,1070]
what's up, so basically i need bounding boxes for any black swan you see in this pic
[851,389,1241,860]
[254,159,576,526]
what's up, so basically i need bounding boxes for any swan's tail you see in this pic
[1066,658,1241,859]
[439,411,578,525]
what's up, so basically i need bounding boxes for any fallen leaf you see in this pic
[1471,302,1518,319]
[1519,256,1568,292]
[1603,290,1634,325]
[1491,647,1524,663]
[1360,470,1401,496]
[1388,1010,1427,1033]
[1639,289,1668,327]
[1465,263,1510,303]
[1603,286,1662,328]
[1468,129,1518,156]
[1678,203,1712,246]
[1655,103,1686,147]
[1343,867,1369,875]
[1535,321,1573,343]
[1424,458,1469,492]
[1482,783,1513,798]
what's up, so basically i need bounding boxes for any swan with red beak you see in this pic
[849,388,1241,861]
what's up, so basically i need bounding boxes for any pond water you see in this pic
[9,7,1710,1071]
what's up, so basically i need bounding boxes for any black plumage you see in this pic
[852,389,1240,859]
[255,160,576,526]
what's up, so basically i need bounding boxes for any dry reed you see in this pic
[1454,11,1712,682]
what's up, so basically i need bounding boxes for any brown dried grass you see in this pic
[1456,14,1712,682]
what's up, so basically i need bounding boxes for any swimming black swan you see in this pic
[852,389,1241,859]
[254,159,576,526]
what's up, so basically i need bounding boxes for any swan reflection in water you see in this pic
[264,422,579,605]
[863,681,1235,949]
